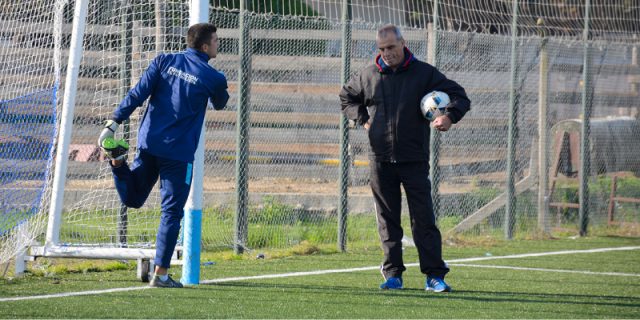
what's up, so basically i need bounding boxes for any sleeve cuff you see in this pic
[444,111,459,124]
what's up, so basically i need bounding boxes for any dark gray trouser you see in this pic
[370,161,450,279]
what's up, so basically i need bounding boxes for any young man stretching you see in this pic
[98,23,229,288]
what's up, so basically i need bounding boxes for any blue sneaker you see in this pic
[426,276,451,292]
[380,277,403,290]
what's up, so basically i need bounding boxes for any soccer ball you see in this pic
[420,91,450,121]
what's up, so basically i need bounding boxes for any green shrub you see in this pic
[249,196,297,224]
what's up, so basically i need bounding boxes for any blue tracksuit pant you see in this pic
[111,150,193,268]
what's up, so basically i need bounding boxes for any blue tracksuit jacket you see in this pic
[113,48,229,162]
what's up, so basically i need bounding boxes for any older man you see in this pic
[340,24,470,292]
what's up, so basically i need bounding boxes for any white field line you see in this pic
[1,245,639,302]
[440,246,640,264]
[201,265,379,284]
[0,285,152,302]
[449,263,640,277]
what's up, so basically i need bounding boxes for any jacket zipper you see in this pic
[389,72,397,163]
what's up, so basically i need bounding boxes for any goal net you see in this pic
[0,0,66,266]
[36,0,358,259]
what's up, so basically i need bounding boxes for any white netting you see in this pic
[61,0,192,248]
[0,0,66,265]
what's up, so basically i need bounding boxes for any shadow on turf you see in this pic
[200,282,640,308]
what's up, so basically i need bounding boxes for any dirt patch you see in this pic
[201,177,372,194]
[65,177,478,195]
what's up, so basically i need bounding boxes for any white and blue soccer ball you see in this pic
[420,91,450,121]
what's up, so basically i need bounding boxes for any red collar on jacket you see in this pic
[375,47,414,73]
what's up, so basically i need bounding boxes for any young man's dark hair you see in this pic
[187,23,217,50]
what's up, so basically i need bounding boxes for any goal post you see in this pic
[45,0,89,249]
[26,0,162,277]
[181,0,209,285]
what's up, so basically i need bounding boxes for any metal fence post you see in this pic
[429,0,442,218]
[632,34,638,95]
[537,18,550,234]
[117,0,132,249]
[505,0,519,239]
[338,0,352,252]
[579,0,592,236]
[235,0,252,254]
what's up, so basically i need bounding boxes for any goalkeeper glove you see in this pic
[98,120,119,147]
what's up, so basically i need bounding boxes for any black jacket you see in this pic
[339,48,471,163]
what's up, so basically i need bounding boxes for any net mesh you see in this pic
[1,0,639,265]
[0,0,65,265]
[61,0,191,248]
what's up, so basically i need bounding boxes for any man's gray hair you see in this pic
[377,24,403,41]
